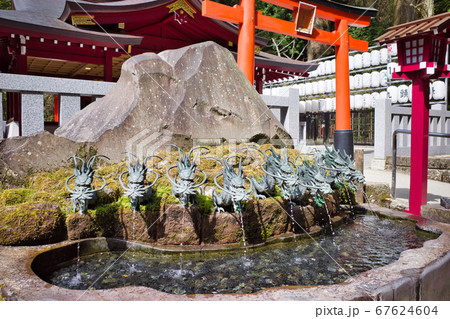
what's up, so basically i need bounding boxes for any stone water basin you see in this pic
[1,204,449,300]
[33,213,436,295]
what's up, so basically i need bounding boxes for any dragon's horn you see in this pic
[191,151,199,170]
[187,146,210,160]
[87,155,110,168]
[93,175,107,192]
[65,175,75,193]
[238,157,243,176]
[118,171,130,191]
[166,165,182,188]
[143,155,164,166]
[168,144,186,160]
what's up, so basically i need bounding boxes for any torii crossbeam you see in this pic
[203,0,377,158]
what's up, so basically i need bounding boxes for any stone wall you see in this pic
[386,155,450,183]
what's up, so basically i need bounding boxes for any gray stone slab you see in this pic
[0,73,115,96]
[21,93,44,136]
[59,95,81,125]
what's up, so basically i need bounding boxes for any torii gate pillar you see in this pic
[237,0,256,82]
[334,19,353,158]
[203,0,376,159]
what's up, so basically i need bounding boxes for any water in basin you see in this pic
[41,214,437,294]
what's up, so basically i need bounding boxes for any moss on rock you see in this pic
[66,212,99,240]
[0,202,66,245]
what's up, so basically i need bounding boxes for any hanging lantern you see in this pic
[432,81,446,100]
[371,71,380,87]
[387,85,398,103]
[362,52,371,67]
[371,50,381,66]
[362,72,371,88]
[380,48,388,64]
[397,84,409,103]
[354,54,363,69]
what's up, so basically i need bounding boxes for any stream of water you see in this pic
[41,213,437,294]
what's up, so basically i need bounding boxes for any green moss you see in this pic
[143,183,178,212]
[197,194,214,214]
[94,202,120,237]
[0,188,35,206]
[0,203,66,245]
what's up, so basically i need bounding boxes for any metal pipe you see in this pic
[391,129,450,198]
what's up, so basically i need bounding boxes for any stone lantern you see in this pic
[376,12,450,215]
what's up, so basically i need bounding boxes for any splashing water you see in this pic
[44,214,437,294]
[344,184,355,218]
[322,197,335,235]
[239,211,248,255]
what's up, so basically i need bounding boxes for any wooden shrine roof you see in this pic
[4,0,318,81]
[376,11,450,43]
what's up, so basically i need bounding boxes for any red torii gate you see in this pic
[203,0,377,157]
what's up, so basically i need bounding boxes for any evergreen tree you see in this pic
[0,0,11,10]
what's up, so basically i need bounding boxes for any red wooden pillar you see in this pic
[104,50,113,82]
[406,77,430,215]
[334,19,354,158]
[255,69,264,94]
[54,95,59,123]
[237,0,255,83]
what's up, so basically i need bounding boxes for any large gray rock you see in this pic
[55,41,291,160]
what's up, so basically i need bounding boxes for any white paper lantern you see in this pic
[370,50,380,66]
[388,43,397,56]
[317,62,324,76]
[432,81,446,100]
[379,91,388,100]
[387,62,398,79]
[325,60,332,74]
[350,95,355,109]
[325,98,332,112]
[318,80,326,94]
[319,99,326,112]
[371,71,380,87]
[354,54,363,69]
[362,52,371,68]
[299,83,306,96]
[362,72,371,88]
[349,76,355,90]
[312,81,319,95]
[363,93,372,108]
[311,100,319,112]
[379,70,388,86]
[354,74,362,89]
[355,94,364,109]
[430,83,433,99]
[305,100,312,112]
[263,88,271,95]
[397,85,409,103]
[371,92,380,108]
[331,59,336,73]
[408,84,413,102]
[299,101,306,113]
[331,98,336,111]
[387,86,398,103]
[305,83,313,95]
[331,78,336,92]
[349,55,354,70]
[380,48,388,64]
[325,79,332,93]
